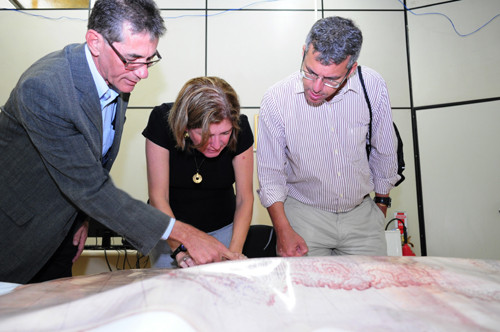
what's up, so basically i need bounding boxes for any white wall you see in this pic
[2,0,500,259]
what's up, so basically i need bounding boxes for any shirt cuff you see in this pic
[161,217,176,240]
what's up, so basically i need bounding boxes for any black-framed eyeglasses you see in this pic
[105,38,162,70]
[300,55,351,89]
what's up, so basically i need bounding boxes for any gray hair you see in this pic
[88,0,166,43]
[304,16,362,68]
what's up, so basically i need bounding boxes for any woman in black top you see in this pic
[143,77,254,268]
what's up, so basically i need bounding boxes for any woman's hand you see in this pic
[235,253,247,260]
[175,251,196,268]
[176,249,247,268]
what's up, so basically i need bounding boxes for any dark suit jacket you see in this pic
[0,43,171,284]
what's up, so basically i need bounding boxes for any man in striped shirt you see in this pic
[257,16,400,258]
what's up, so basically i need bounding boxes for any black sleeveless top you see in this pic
[142,103,254,232]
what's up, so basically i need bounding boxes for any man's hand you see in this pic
[376,203,388,217]
[169,221,241,265]
[72,221,89,263]
[374,193,390,217]
[276,227,308,257]
[266,201,308,257]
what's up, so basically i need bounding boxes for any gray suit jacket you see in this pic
[0,43,171,283]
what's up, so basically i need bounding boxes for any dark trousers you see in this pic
[28,225,78,283]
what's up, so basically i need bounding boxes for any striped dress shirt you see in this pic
[257,66,400,213]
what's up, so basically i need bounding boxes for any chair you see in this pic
[242,225,276,258]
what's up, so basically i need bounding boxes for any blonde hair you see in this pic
[168,76,241,151]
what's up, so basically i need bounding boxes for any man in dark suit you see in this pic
[0,0,238,284]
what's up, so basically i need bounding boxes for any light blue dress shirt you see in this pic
[84,44,118,157]
[84,44,175,240]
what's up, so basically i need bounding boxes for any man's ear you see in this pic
[86,29,103,56]
[349,62,358,76]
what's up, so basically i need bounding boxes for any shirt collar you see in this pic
[85,44,119,107]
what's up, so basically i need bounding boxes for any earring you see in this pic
[184,132,190,138]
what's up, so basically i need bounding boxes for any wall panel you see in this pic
[323,0,401,10]
[417,101,500,259]
[0,10,87,103]
[331,10,410,108]
[207,10,314,107]
[130,10,207,107]
[390,108,420,255]
[209,0,320,10]
[408,0,500,106]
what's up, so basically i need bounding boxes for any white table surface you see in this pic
[1,256,500,331]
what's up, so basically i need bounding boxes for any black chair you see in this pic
[242,225,277,258]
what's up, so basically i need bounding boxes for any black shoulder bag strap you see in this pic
[358,65,406,186]
[357,65,373,158]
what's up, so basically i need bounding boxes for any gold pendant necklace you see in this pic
[192,154,205,184]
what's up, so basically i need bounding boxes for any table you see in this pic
[1,256,500,331]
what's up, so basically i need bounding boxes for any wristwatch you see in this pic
[374,196,391,208]
[170,244,187,259]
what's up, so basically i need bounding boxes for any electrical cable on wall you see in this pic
[4,0,499,37]
[4,0,500,36]
[397,0,500,37]
[163,0,281,20]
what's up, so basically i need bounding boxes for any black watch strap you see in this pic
[374,196,391,208]
[170,244,187,259]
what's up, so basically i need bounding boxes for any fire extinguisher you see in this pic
[385,218,416,256]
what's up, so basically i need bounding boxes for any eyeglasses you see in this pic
[105,38,162,70]
[300,57,351,89]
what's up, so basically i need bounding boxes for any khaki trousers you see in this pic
[284,196,387,256]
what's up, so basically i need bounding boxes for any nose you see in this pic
[134,64,149,79]
[312,76,324,92]
[209,135,222,150]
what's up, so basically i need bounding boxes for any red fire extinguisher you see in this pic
[402,242,415,256]
[385,218,416,256]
